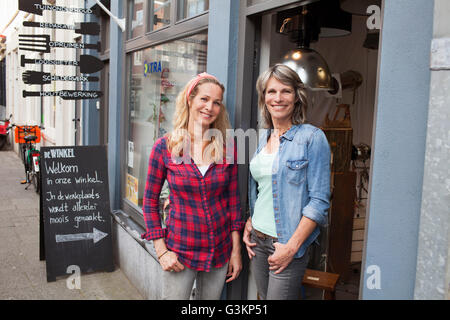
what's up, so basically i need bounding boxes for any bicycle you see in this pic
[9,124,45,194]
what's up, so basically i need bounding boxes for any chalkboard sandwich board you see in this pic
[40,146,114,282]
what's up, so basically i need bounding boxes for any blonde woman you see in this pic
[142,73,244,300]
[243,64,331,299]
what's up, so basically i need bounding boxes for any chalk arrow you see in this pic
[55,228,108,244]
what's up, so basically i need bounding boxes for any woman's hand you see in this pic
[226,231,242,282]
[159,250,185,272]
[268,242,296,274]
[154,238,184,272]
[267,216,317,274]
[242,218,257,259]
[226,249,242,283]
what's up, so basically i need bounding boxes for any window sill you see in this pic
[111,209,158,262]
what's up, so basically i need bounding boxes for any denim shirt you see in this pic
[248,124,331,258]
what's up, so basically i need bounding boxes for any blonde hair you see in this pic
[167,77,231,163]
[256,64,308,128]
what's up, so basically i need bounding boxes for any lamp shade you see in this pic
[340,0,381,16]
[280,47,334,91]
[319,0,352,37]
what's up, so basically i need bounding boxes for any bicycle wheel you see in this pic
[30,151,41,194]
[20,144,26,164]
[0,136,6,150]
[26,154,35,186]
[21,147,30,184]
[33,170,40,194]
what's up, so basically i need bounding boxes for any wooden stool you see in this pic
[302,269,340,300]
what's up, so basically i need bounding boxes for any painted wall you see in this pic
[361,0,434,299]
[106,0,123,211]
[207,0,239,127]
[83,0,102,146]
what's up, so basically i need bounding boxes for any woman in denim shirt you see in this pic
[243,64,331,300]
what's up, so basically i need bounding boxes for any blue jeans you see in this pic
[161,263,228,300]
[250,229,309,300]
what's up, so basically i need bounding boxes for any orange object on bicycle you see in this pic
[14,125,41,144]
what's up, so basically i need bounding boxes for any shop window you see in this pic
[125,32,208,209]
[149,0,172,31]
[177,0,209,21]
[128,0,145,39]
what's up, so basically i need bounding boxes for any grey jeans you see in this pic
[161,263,228,300]
[249,229,309,300]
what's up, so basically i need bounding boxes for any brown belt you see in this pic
[253,229,278,241]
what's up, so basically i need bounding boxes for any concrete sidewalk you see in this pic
[0,150,143,300]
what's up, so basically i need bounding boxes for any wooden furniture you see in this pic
[322,127,353,172]
[323,103,352,128]
[322,104,353,172]
[321,105,358,282]
[302,269,340,300]
[256,269,340,300]
[327,171,357,281]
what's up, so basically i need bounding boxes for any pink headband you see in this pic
[186,72,219,104]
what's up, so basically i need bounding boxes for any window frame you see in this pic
[126,0,209,41]
[121,0,209,225]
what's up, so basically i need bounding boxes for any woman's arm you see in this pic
[226,143,244,281]
[301,129,331,227]
[142,138,185,272]
[226,231,242,282]
[243,217,257,259]
[142,138,168,241]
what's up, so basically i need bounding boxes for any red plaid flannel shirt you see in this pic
[141,137,244,272]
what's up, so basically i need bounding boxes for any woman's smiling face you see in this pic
[264,77,296,125]
[188,82,223,130]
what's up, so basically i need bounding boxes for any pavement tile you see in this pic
[0,215,15,227]
[0,199,16,212]
[16,208,40,217]
[12,198,39,210]
[0,287,46,300]
[35,282,85,300]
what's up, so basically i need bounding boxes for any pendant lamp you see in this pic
[340,0,381,16]
[280,6,336,91]
[282,48,335,91]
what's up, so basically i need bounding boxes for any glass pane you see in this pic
[125,32,208,208]
[177,0,209,21]
[150,0,171,31]
[128,0,145,39]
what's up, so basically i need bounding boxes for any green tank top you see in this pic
[249,149,277,237]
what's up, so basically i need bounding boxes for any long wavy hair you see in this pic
[256,64,308,128]
[167,77,231,163]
